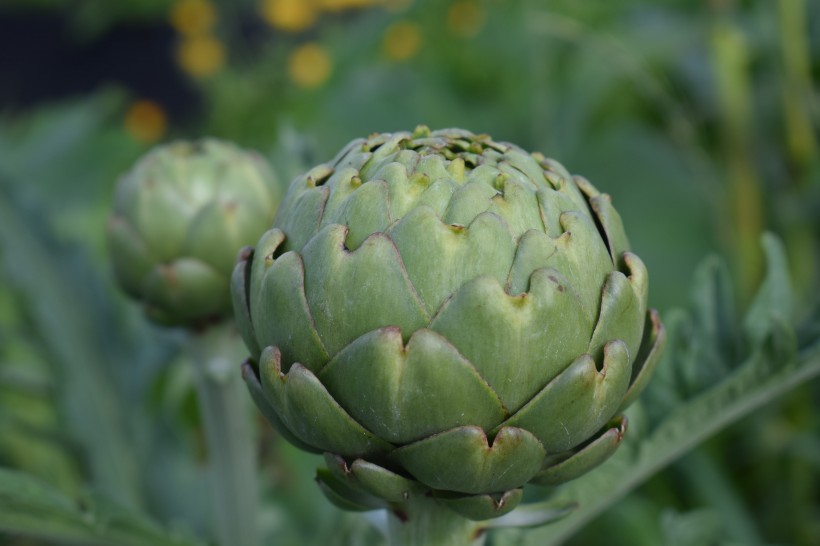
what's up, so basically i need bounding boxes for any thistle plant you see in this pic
[232,126,665,544]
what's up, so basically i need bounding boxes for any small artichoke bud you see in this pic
[108,139,281,328]
[233,128,666,520]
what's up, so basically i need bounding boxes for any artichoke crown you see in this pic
[234,127,665,520]
[109,139,280,327]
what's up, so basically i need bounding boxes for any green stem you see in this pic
[188,325,260,546]
[386,496,486,546]
[710,11,764,303]
[777,0,817,173]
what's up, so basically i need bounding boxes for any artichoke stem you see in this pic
[189,324,261,546]
[386,495,486,546]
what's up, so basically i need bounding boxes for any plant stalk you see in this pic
[386,496,486,546]
[710,10,765,303]
[188,324,260,546]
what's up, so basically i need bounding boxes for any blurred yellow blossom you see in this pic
[176,35,226,77]
[169,0,217,36]
[383,21,421,61]
[261,0,317,32]
[447,0,486,38]
[124,100,167,144]
[288,43,332,88]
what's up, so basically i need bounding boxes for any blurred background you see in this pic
[0,0,818,545]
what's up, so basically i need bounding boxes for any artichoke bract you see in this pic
[109,139,281,327]
[233,127,665,520]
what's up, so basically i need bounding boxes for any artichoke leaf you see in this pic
[501,340,631,453]
[350,459,426,503]
[587,253,648,365]
[507,211,611,329]
[416,178,459,219]
[106,215,155,297]
[390,426,545,495]
[415,153,452,182]
[231,250,260,358]
[330,179,392,251]
[487,178,545,239]
[442,180,497,227]
[128,166,191,261]
[430,270,589,413]
[248,228,286,310]
[575,176,630,270]
[531,415,627,486]
[315,468,388,512]
[535,186,591,239]
[324,453,425,504]
[619,309,667,411]
[240,360,320,453]
[368,162,416,220]
[486,498,578,529]
[388,208,515,317]
[143,258,225,323]
[253,251,329,372]
[318,327,507,444]
[300,224,429,358]
[318,168,373,230]
[434,489,524,521]
[182,199,269,272]
[501,149,550,189]
[274,183,330,253]
[258,346,393,458]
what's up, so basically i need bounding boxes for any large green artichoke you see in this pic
[109,139,281,327]
[233,127,665,520]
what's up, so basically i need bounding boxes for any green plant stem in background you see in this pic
[778,0,818,174]
[710,14,764,304]
[187,325,260,546]
[386,496,485,546]
[776,0,819,305]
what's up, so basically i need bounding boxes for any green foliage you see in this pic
[0,468,203,546]
[0,0,818,544]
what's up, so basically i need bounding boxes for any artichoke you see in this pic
[233,127,665,521]
[109,139,281,327]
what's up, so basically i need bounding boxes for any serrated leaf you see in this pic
[743,233,793,346]
[0,468,205,546]
[0,186,142,507]
[660,508,724,546]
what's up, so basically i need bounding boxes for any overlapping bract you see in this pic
[233,127,665,520]
[108,139,281,327]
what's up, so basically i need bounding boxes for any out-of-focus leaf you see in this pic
[0,186,142,507]
[0,467,205,546]
[660,509,723,546]
[743,234,793,346]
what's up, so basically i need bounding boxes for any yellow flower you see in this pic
[176,35,226,77]
[288,43,332,89]
[124,100,167,144]
[447,0,485,38]
[383,21,421,61]
[169,0,217,36]
[261,0,318,32]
